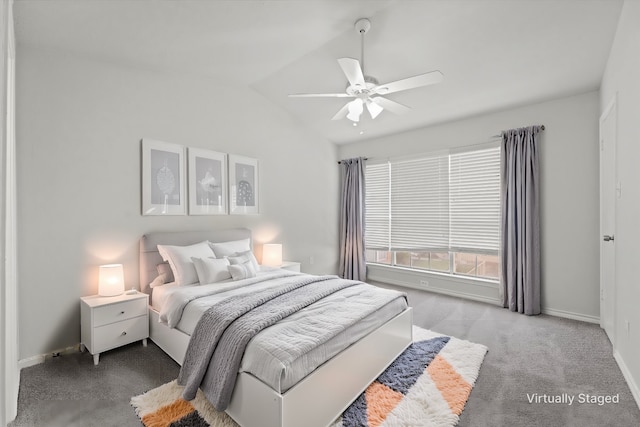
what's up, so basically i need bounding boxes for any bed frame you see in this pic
[140,229,413,427]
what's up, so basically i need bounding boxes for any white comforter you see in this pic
[156,269,408,393]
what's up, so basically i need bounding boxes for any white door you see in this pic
[599,96,617,345]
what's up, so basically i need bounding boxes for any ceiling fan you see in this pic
[288,18,444,123]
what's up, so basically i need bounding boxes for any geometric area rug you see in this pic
[131,326,488,427]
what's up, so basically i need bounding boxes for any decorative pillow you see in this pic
[157,241,216,286]
[156,262,175,283]
[227,250,259,272]
[149,273,167,289]
[228,260,257,281]
[209,238,251,258]
[191,257,231,284]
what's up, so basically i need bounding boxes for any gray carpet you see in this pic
[9,285,640,427]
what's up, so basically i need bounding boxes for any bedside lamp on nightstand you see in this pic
[262,244,300,272]
[262,243,283,267]
[98,264,125,296]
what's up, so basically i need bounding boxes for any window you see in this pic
[365,144,500,281]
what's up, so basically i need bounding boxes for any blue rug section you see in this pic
[377,336,450,395]
[341,392,369,427]
[340,336,451,426]
[169,410,209,427]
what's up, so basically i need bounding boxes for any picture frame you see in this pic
[188,147,227,215]
[141,139,186,215]
[228,154,259,215]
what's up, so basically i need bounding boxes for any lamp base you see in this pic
[97,290,124,297]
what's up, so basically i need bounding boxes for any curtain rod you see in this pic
[337,157,368,164]
[338,124,545,164]
[491,124,545,139]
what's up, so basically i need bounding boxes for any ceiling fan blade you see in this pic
[331,102,351,120]
[375,70,444,95]
[371,96,411,115]
[337,57,366,89]
[365,98,384,119]
[288,93,352,98]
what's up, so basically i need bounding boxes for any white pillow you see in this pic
[209,238,251,258]
[227,250,259,272]
[228,260,257,281]
[191,257,231,284]
[157,241,215,286]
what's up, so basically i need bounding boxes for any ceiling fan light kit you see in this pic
[288,17,444,124]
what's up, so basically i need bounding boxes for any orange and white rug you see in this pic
[131,326,487,427]
[332,326,488,426]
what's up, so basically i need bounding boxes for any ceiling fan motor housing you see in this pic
[346,75,379,97]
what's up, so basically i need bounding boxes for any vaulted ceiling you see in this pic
[14,0,623,144]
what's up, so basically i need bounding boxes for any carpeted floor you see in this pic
[9,285,640,427]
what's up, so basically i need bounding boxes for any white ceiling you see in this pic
[14,0,623,144]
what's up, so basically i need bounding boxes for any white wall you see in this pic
[600,0,640,405]
[339,91,601,322]
[16,46,340,360]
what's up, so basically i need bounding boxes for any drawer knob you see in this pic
[120,311,125,315]
[121,331,127,336]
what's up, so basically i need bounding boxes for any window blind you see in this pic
[364,161,390,250]
[365,143,501,256]
[449,145,501,253]
[390,154,449,251]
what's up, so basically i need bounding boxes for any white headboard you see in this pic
[139,228,252,295]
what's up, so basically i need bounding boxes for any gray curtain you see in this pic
[338,157,367,280]
[501,126,542,315]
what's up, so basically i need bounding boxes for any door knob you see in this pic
[603,235,614,242]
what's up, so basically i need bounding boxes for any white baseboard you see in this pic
[541,307,600,324]
[18,344,79,370]
[614,350,640,410]
[369,273,601,324]
[18,354,45,370]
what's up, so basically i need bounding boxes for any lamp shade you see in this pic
[346,98,364,122]
[262,244,283,267]
[98,264,125,296]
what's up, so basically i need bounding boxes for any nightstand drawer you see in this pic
[93,298,147,327]
[93,315,148,354]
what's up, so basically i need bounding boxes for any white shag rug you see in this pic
[131,326,487,427]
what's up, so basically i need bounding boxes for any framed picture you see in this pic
[188,148,227,215]
[141,139,186,215]
[229,155,259,215]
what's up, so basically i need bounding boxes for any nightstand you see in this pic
[281,261,301,272]
[80,292,149,365]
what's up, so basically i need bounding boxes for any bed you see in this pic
[140,228,413,427]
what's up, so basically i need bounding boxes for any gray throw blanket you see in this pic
[177,274,360,410]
